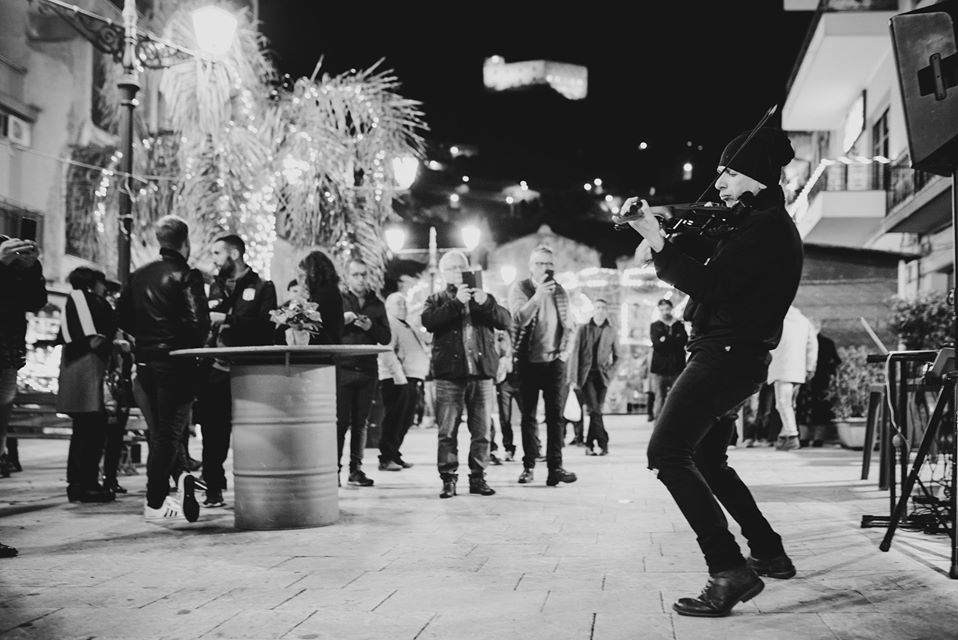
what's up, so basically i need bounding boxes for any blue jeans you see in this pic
[647,343,785,574]
[435,377,492,479]
[518,359,565,471]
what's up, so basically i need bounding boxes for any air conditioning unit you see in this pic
[6,115,31,147]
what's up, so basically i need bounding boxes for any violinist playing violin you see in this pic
[614,127,803,618]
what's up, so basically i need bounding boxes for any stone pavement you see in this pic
[3,415,958,639]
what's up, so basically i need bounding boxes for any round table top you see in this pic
[170,344,389,365]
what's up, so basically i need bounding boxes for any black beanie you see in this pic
[719,128,795,187]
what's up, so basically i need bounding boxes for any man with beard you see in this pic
[196,234,277,508]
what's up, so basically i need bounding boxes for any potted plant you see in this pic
[828,345,885,449]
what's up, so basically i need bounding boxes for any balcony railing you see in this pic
[886,155,934,213]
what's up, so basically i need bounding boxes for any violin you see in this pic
[613,197,751,238]
[612,104,778,238]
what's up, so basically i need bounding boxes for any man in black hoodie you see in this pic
[615,128,803,618]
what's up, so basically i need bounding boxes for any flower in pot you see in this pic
[269,300,324,346]
[827,345,885,449]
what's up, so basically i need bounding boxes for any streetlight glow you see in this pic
[392,155,419,190]
[461,224,481,251]
[191,5,238,56]
[385,226,406,254]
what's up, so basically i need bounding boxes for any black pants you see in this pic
[102,413,128,485]
[198,367,232,492]
[136,360,195,509]
[378,377,418,464]
[336,367,377,473]
[582,370,609,450]
[518,359,565,471]
[496,375,522,455]
[67,412,107,490]
[647,344,786,574]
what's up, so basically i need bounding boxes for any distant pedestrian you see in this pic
[767,305,817,451]
[377,292,429,471]
[337,257,390,487]
[568,299,620,456]
[648,298,687,421]
[494,329,521,462]
[57,267,120,504]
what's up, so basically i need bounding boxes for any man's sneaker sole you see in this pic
[180,475,200,523]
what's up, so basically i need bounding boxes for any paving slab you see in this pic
[4,415,958,639]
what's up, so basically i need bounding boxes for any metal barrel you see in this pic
[230,362,338,530]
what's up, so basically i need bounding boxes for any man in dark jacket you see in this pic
[569,299,620,455]
[616,128,803,617]
[337,257,390,487]
[0,233,46,554]
[118,215,210,523]
[196,234,276,508]
[649,298,688,421]
[421,250,511,499]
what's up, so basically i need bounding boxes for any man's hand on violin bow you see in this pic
[614,198,665,252]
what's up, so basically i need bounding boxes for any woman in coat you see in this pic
[57,267,118,503]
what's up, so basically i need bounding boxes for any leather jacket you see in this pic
[118,248,210,360]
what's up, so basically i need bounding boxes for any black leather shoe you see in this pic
[104,479,128,494]
[747,553,796,579]
[440,478,457,499]
[69,486,116,503]
[673,566,764,617]
[469,478,496,496]
[0,542,18,558]
[518,468,534,484]
[546,468,577,486]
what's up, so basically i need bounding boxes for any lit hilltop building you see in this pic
[482,55,588,100]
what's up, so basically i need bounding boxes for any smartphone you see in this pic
[544,269,555,282]
[19,218,37,242]
[461,269,483,289]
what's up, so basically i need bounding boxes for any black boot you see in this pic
[6,438,21,472]
[673,565,764,617]
[439,475,457,499]
[469,477,496,496]
[747,553,796,579]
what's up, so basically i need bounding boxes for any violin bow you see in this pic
[691,103,779,204]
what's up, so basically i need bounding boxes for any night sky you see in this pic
[257,1,816,257]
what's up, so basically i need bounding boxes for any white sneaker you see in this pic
[144,496,184,521]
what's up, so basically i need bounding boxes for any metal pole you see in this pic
[116,0,140,285]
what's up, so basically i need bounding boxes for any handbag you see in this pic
[563,385,582,422]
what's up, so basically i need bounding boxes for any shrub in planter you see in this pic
[888,292,955,350]
[828,345,885,449]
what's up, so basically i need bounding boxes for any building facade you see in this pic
[783,0,952,302]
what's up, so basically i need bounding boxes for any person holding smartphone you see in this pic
[0,231,47,557]
[507,244,577,488]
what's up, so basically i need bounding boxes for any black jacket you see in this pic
[208,268,277,347]
[338,289,390,373]
[649,319,688,376]
[421,286,512,380]
[0,260,47,369]
[652,187,803,354]
[117,248,211,360]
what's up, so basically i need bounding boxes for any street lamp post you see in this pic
[30,0,237,284]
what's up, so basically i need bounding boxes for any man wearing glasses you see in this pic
[421,251,511,499]
[338,258,391,487]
